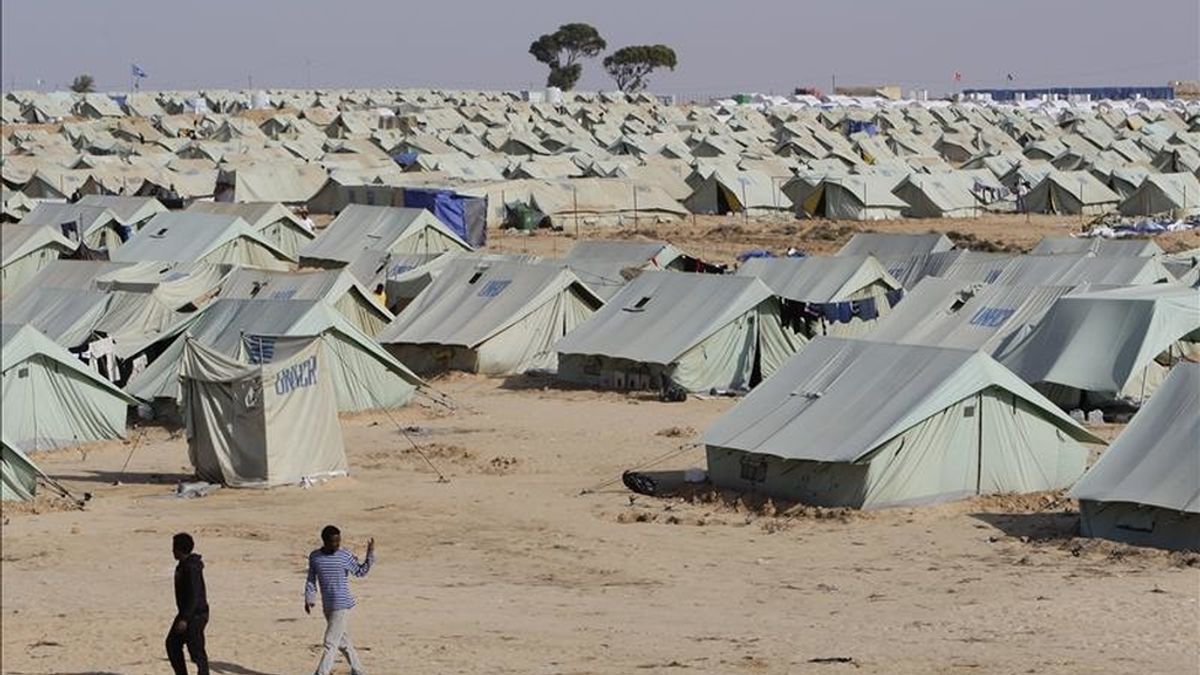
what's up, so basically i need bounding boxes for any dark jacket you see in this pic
[174,553,209,619]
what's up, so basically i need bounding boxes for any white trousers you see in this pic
[315,608,364,675]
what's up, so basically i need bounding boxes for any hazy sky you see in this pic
[2,0,1197,96]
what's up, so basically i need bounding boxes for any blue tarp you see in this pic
[403,188,488,247]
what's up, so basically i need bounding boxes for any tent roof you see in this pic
[0,287,111,347]
[19,202,119,237]
[703,336,1098,463]
[111,212,292,264]
[1070,363,1199,513]
[556,271,774,365]
[991,254,1172,286]
[217,267,389,322]
[76,195,167,226]
[737,255,901,303]
[866,279,1076,357]
[378,259,599,348]
[1030,236,1163,257]
[838,232,954,258]
[186,200,313,235]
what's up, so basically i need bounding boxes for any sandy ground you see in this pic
[484,213,1200,263]
[2,374,1197,675]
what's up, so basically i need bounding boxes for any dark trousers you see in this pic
[166,612,209,675]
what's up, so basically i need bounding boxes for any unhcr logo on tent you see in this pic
[274,356,319,395]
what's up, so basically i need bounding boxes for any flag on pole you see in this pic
[953,71,962,82]
[1006,73,1015,81]
[131,63,147,79]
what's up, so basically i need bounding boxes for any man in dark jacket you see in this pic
[167,532,209,675]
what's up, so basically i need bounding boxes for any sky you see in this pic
[2,0,1198,96]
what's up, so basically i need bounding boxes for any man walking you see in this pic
[167,532,209,675]
[305,525,375,675]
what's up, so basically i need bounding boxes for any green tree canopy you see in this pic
[70,74,95,93]
[529,23,607,91]
[603,45,678,93]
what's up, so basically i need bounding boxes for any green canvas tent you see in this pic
[186,201,316,259]
[217,267,392,337]
[1117,173,1200,218]
[1,223,77,295]
[800,176,908,221]
[1,323,135,451]
[76,194,168,229]
[179,336,348,488]
[838,232,954,258]
[1025,171,1120,216]
[2,435,50,501]
[112,212,294,270]
[562,240,696,301]
[1070,362,1199,551]
[18,203,126,250]
[379,259,602,375]
[126,298,422,413]
[299,204,470,267]
[704,337,1100,509]
[556,271,805,393]
[1000,285,1200,407]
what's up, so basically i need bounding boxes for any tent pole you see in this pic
[975,393,984,495]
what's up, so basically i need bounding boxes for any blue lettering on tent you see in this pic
[274,356,318,395]
[478,280,511,298]
[968,307,1015,328]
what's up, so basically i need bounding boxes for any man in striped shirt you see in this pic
[305,524,375,675]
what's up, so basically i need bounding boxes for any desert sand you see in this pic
[3,215,1198,674]
[2,371,1198,674]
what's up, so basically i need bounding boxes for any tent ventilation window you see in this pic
[151,228,168,238]
[624,296,652,312]
[963,405,976,418]
[467,272,483,285]
[17,367,29,379]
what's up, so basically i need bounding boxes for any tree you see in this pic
[603,45,677,93]
[70,74,95,93]
[529,23,606,91]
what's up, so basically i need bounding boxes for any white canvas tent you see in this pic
[556,272,805,392]
[379,259,603,375]
[704,337,1100,509]
[1,323,135,451]
[179,336,348,488]
[1070,362,1199,551]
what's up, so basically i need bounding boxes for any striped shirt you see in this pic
[305,548,374,611]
